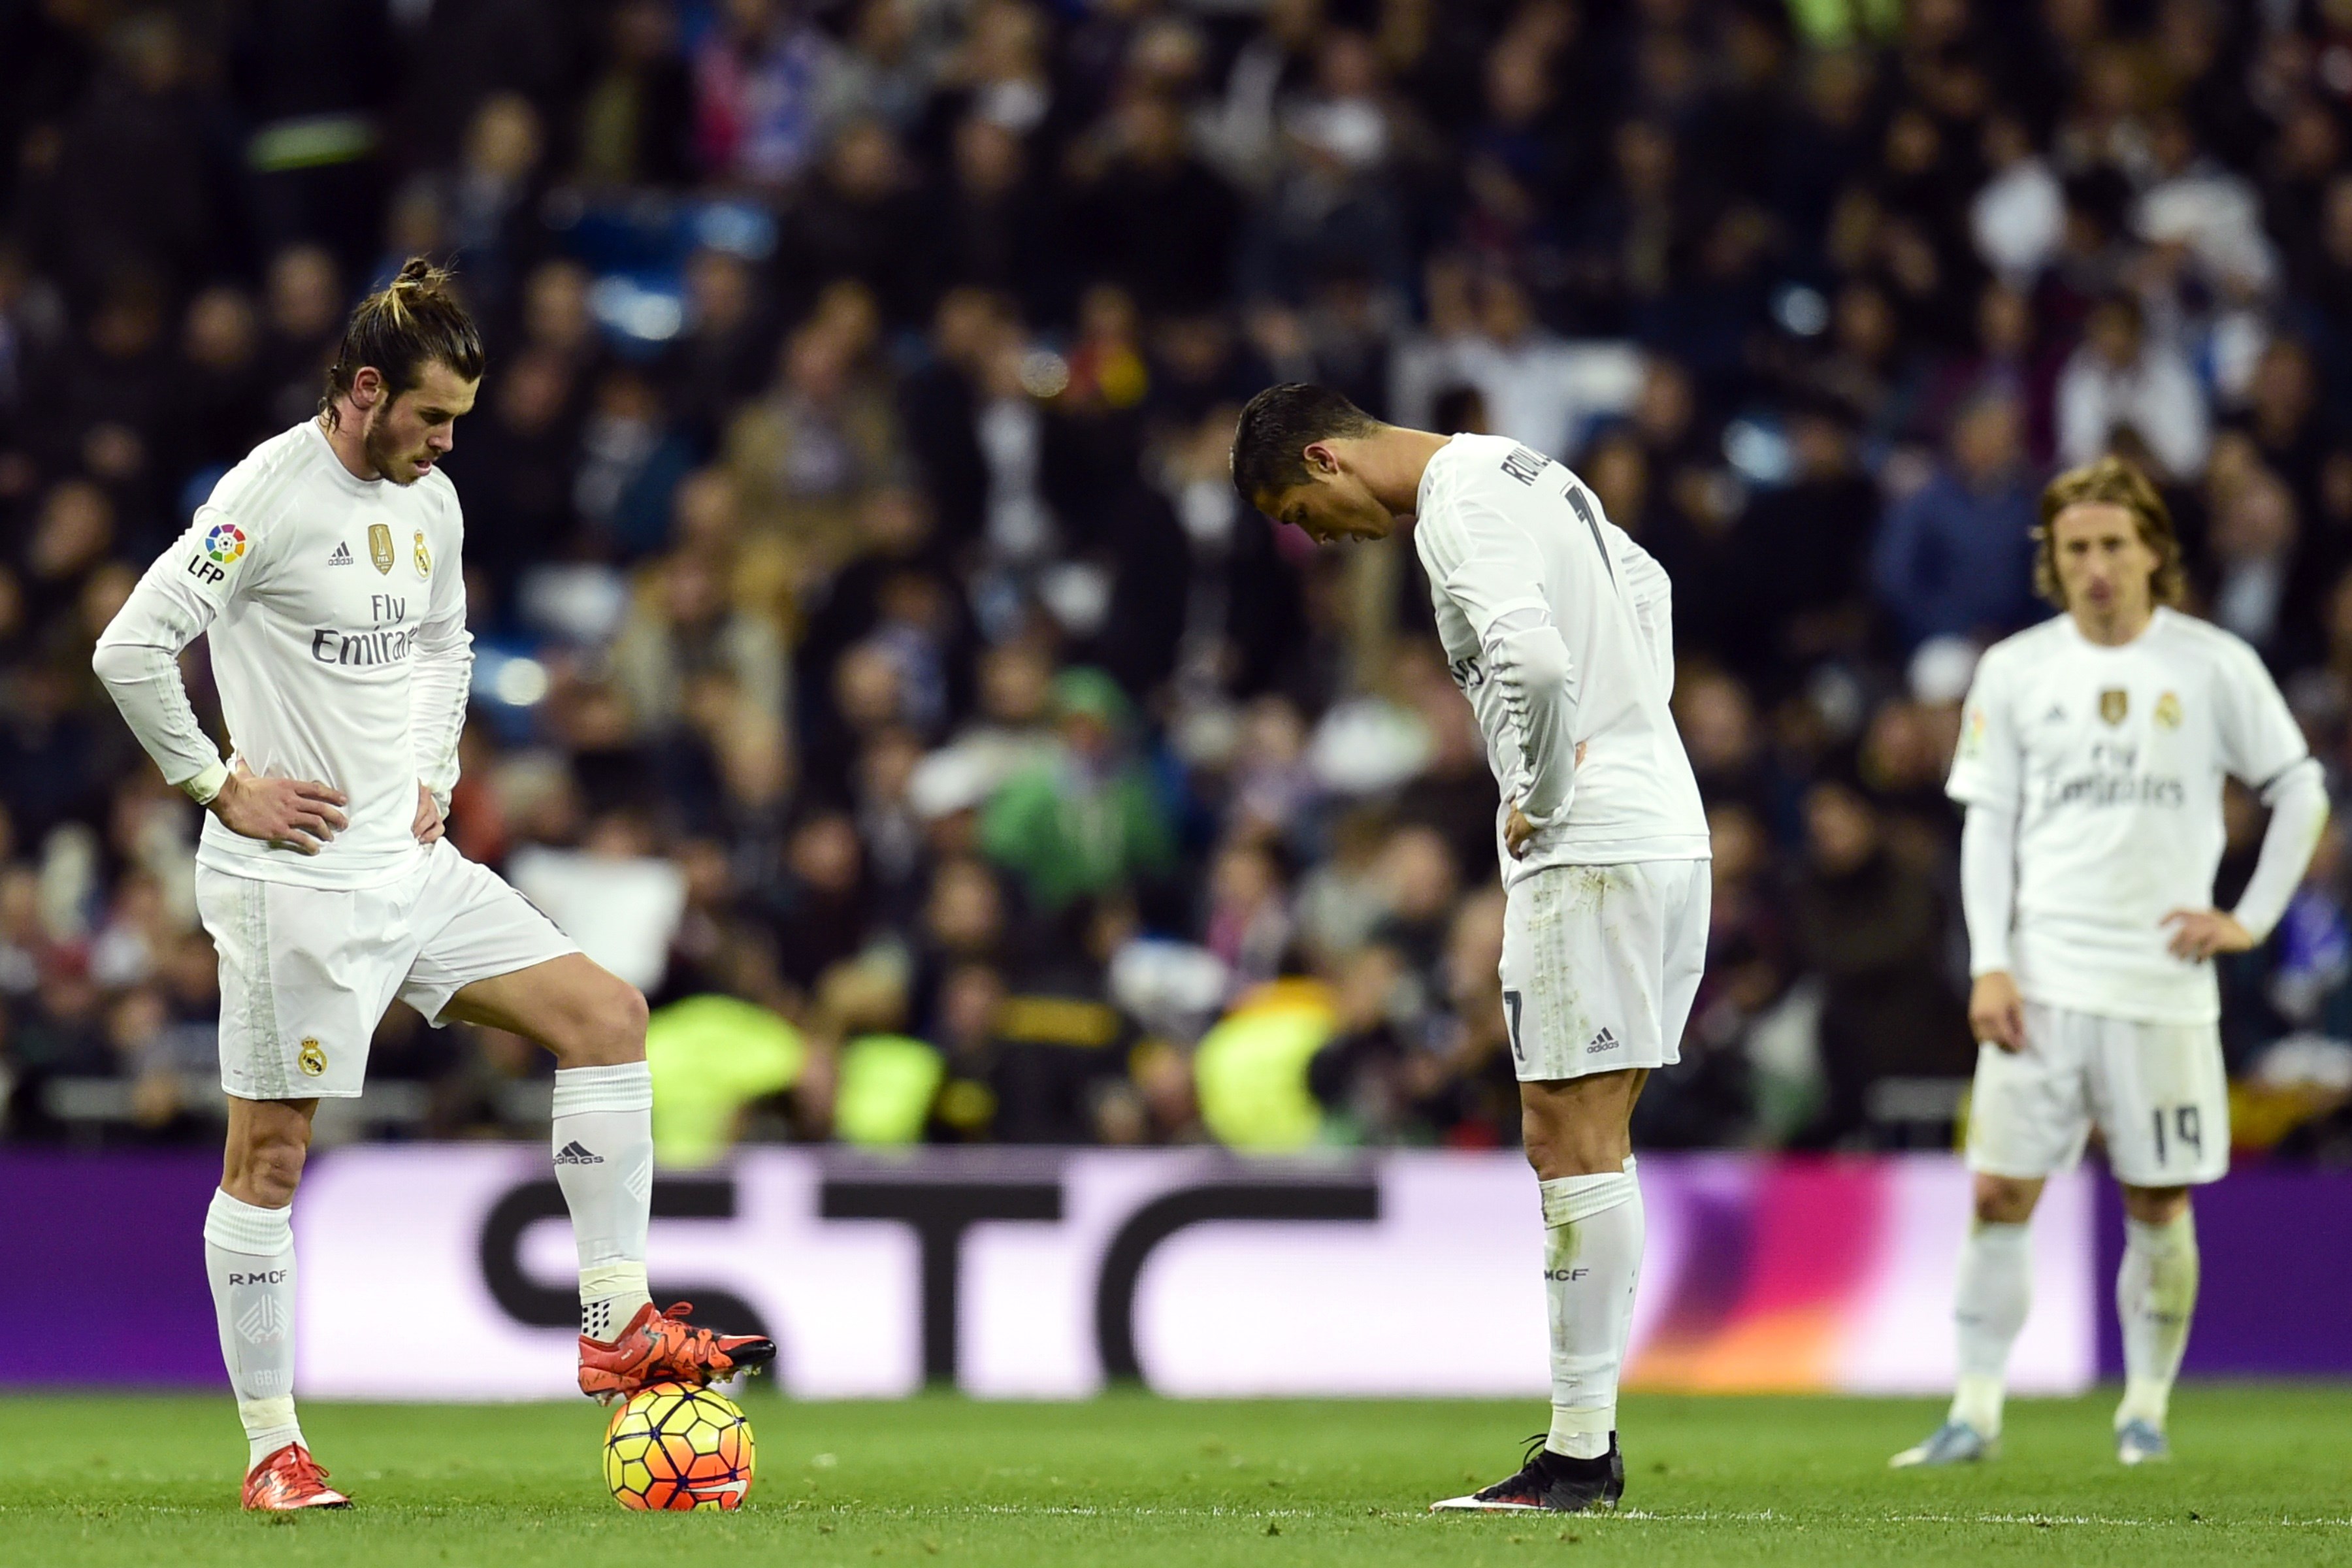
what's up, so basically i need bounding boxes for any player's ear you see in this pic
[350,366,382,409]
[1302,440,1342,478]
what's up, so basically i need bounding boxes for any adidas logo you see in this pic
[2042,704,2066,724]
[1585,1027,1620,1054]
[327,540,354,566]
[555,1140,604,1165]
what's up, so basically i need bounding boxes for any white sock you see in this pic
[1539,1168,1643,1462]
[553,1061,655,1341]
[1949,1220,2031,1437]
[1613,1156,1642,1369]
[2115,1210,2199,1431]
[203,1188,304,1471]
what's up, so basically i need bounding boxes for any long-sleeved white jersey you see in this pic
[93,421,473,890]
[1947,607,2325,1024]
[1413,433,1710,884]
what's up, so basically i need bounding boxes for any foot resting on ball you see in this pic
[242,1443,351,1511]
[578,1300,777,1401]
[1430,1435,1624,1513]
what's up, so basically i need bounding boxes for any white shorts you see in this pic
[195,840,579,1100]
[1497,859,1710,1083]
[1966,1001,2230,1187]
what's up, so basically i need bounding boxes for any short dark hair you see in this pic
[1231,384,1379,504]
[321,257,486,429]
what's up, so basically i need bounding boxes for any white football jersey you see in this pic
[1947,608,2309,1024]
[95,422,471,890]
[1414,433,1710,883]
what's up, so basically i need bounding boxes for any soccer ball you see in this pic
[603,1382,756,1511]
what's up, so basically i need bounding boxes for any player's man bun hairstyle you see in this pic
[2033,453,2186,610]
[1230,384,1380,506]
[320,257,486,429]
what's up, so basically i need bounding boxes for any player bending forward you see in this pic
[93,261,774,1511]
[1893,457,2325,1470]
[1233,386,1709,1513]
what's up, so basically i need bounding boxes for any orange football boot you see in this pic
[577,1300,777,1401]
[242,1444,351,1511]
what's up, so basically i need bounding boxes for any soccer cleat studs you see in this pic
[577,1300,777,1402]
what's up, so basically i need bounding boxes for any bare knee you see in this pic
[2121,1184,2190,1226]
[1520,1076,1635,1181]
[222,1105,315,1207]
[1521,1102,1562,1177]
[1972,1173,2042,1226]
[550,977,649,1068]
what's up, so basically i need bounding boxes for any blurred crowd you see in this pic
[5,0,2352,1162]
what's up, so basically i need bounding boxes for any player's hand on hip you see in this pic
[1968,970,2027,1053]
[209,761,348,855]
[1504,801,1537,859]
[413,782,446,845]
[2161,907,2253,960]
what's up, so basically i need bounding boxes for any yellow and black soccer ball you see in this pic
[604,1381,756,1511]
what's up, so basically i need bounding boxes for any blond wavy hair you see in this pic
[2032,454,2187,610]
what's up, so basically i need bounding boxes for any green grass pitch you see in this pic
[7,1388,2348,1567]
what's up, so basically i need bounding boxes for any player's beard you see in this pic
[359,404,427,486]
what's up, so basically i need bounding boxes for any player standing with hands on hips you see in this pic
[92,260,773,1512]
[1232,385,1709,1514]
[1893,457,2326,1470]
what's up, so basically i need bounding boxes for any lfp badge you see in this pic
[203,523,247,564]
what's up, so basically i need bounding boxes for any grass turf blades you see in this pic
[6,1388,2348,1567]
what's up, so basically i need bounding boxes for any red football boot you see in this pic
[577,1300,776,1402]
[242,1444,351,1511]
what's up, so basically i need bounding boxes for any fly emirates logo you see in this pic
[2041,738,2185,811]
[310,593,417,668]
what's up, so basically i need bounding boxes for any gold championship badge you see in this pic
[2099,689,2129,725]
[368,522,395,574]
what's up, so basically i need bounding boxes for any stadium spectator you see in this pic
[3,0,2351,1168]
[980,667,1173,915]
[1872,393,2042,651]
[2055,293,2212,481]
[1789,779,1972,1147]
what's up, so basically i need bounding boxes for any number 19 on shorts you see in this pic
[2150,1105,2203,1167]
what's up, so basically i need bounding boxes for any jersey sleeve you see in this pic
[408,482,474,809]
[128,494,276,631]
[90,490,280,796]
[1946,650,2021,808]
[1616,530,1676,697]
[2215,640,2309,788]
[1414,461,1552,642]
[1482,604,1579,824]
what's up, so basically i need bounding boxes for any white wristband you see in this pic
[181,757,230,806]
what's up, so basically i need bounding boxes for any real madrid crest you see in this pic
[2099,688,2129,725]
[413,529,432,578]
[297,1037,328,1077]
[368,522,395,574]
[2155,691,2182,730]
